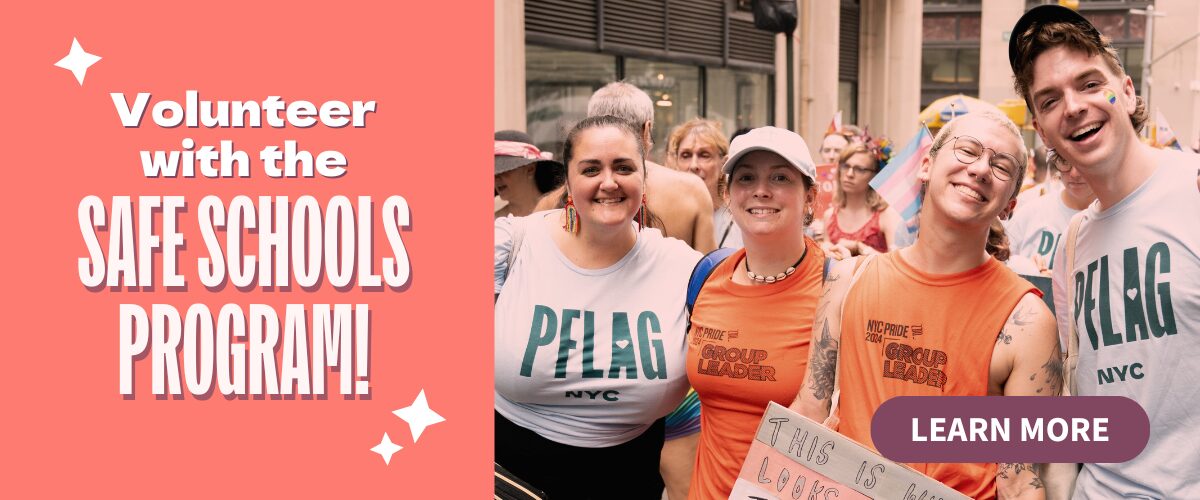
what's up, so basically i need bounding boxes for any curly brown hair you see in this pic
[1011,20,1147,132]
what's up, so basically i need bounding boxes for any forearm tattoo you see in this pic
[807,321,839,401]
[997,462,1044,491]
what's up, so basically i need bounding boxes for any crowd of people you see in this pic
[493,5,1199,499]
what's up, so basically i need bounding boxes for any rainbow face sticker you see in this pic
[1104,89,1118,105]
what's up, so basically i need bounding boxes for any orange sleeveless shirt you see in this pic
[836,252,1037,500]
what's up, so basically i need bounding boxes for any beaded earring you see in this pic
[563,195,580,234]
[635,194,648,229]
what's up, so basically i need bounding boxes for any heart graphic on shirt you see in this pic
[1126,288,1138,301]
[615,340,630,350]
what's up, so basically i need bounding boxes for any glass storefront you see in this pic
[707,67,771,143]
[525,45,772,164]
[525,45,617,158]
[625,58,701,163]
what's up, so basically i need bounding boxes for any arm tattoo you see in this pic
[995,330,1013,345]
[998,462,1035,477]
[1039,350,1065,395]
[1011,304,1034,326]
[997,463,1044,491]
[807,321,839,401]
[820,271,841,299]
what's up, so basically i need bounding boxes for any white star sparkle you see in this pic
[54,38,102,86]
[392,389,445,443]
[370,433,403,465]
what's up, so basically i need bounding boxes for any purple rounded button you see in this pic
[871,396,1149,463]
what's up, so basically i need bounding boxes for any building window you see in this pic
[525,44,772,163]
[921,3,980,110]
[1079,6,1150,93]
[707,67,771,140]
[920,47,980,108]
[838,81,858,128]
[839,0,860,125]
[525,46,617,156]
[625,58,701,163]
[1119,46,1144,91]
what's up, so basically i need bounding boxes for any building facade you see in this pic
[496,0,1200,158]
[496,0,923,159]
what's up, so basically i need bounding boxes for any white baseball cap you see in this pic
[722,126,816,183]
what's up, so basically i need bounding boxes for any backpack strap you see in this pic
[686,247,737,314]
[1062,211,1087,397]
[717,217,735,249]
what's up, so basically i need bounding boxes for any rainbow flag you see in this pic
[870,124,933,236]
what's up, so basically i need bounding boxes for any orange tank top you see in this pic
[836,252,1037,500]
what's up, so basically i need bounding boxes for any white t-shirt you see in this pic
[713,207,743,249]
[1052,153,1200,499]
[494,211,701,447]
[1014,178,1060,214]
[1005,181,1078,273]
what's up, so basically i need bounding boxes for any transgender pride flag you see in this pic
[870,124,933,238]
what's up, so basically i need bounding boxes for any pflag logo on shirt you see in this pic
[870,125,934,237]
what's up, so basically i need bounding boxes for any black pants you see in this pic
[495,411,665,499]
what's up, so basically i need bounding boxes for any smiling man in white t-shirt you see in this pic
[1011,5,1200,498]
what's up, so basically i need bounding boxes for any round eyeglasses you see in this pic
[945,135,1022,182]
[838,164,878,176]
[1046,148,1072,173]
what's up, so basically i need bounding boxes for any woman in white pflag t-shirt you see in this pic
[493,115,701,499]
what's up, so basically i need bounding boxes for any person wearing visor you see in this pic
[685,127,826,499]
[1010,5,1200,498]
[494,130,564,218]
[790,112,1061,499]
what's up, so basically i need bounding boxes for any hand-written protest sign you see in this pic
[730,402,969,500]
[77,90,412,399]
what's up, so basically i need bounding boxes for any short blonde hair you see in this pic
[667,119,730,158]
[929,110,1027,199]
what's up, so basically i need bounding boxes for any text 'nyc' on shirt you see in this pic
[1052,155,1200,499]
[494,212,701,447]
